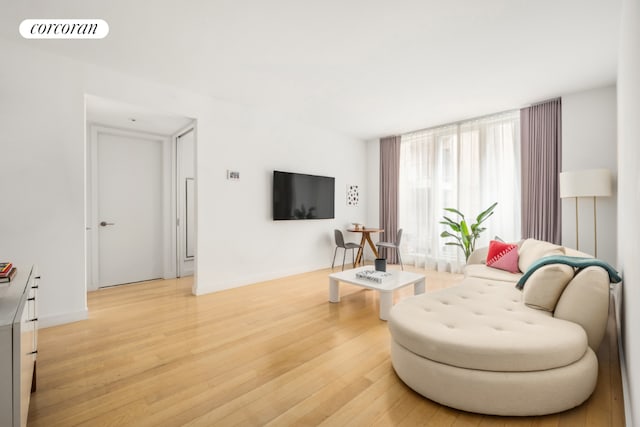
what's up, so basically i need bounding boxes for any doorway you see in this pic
[94,130,165,287]
[85,95,196,290]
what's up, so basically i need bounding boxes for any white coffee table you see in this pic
[328,267,426,320]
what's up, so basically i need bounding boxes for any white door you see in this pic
[97,132,164,287]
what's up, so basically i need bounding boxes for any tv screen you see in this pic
[273,171,335,220]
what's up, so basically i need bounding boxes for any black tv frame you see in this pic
[272,170,335,220]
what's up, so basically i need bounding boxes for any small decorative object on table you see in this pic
[352,222,363,230]
[355,269,392,284]
[375,258,387,272]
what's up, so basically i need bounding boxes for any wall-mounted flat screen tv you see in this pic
[273,170,335,220]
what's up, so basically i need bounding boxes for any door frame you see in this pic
[174,124,197,278]
[87,125,176,290]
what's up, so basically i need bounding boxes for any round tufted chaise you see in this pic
[388,239,612,416]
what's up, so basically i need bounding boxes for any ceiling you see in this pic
[85,95,193,136]
[0,0,621,140]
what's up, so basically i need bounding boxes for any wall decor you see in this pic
[347,184,359,207]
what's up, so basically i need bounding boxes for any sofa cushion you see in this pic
[522,264,575,311]
[388,278,588,372]
[486,240,520,273]
[464,264,523,283]
[518,239,564,272]
[555,266,610,350]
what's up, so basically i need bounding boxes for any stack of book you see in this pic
[355,269,392,284]
[0,262,17,283]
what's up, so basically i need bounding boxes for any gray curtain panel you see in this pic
[520,98,562,244]
[379,135,401,263]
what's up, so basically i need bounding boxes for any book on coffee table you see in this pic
[355,269,393,284]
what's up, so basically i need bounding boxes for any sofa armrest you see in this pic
[467,247,488,265]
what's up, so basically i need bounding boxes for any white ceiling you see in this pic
[0,0,621,140]
[85,95,193,136]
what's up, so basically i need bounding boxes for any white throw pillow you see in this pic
[518,238,564,272]
[522,263,575,312]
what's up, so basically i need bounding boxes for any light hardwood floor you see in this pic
[28,266,624,426]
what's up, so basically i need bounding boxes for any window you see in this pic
[398,111,521,272]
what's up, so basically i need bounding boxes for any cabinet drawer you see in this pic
[19,307,35,427]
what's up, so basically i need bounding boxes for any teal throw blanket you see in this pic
[516,255,622,290]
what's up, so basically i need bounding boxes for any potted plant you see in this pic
[440,202,497,261]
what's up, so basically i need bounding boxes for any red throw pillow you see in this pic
[486,240,520,273]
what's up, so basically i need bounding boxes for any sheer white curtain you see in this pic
[399,111,521,272]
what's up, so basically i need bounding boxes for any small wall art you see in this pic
[347,184,359,207]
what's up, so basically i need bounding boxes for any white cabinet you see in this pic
[0,266,38,427]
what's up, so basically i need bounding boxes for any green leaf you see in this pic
[442,216,460,225]
[460,235,470,251]
[476,202,498,223]
[460,220,470,238]
[440,231,461,241]
[444,207,465,219]
[440,220,461,232]
[477,211,494,225]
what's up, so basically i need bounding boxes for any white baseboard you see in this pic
[612,283,634,427]
[39,308,88,328]
[193,263,330,296]
[620,345,634,427]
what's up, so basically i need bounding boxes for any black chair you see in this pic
[377,228,404,270]
[332,229,362,271]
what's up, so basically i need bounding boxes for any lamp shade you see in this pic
[559,169,612,198]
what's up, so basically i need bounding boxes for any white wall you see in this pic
[0,40,86,326]
[561,85,617,263]
[618,0,640,424]
[195,105,367,292]
[0,38,367,325]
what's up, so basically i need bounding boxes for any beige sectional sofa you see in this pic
[388,238,613,416]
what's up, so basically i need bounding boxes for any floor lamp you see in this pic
[559,169,612,257]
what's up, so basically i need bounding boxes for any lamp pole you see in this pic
[593,196,598,258]
[574,196,579,251]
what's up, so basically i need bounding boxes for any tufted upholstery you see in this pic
[388,278,587,372]
[388,238,612,416]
